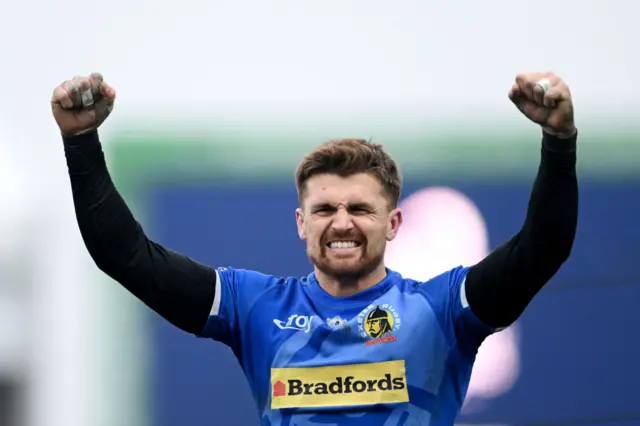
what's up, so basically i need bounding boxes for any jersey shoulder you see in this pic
[215,266,306,313]
[395,265,470,337]
[201,266,309,347]
[399,265,494,352]
[397,265,468,298]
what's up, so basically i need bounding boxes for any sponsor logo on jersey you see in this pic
[271,360,408,409]
[357,304,401,346]
[325,316,347,329]
[273,314,314,333]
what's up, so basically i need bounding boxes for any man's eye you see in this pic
[351,207,369,214]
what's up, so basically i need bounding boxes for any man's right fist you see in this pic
[51,73,116,136]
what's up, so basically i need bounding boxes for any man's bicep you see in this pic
[464,236,538,329]
[418,267,495,352]
[198,267,238,344]
[197,267,275,351]
[113,240,218,335]
[447,266,497,351]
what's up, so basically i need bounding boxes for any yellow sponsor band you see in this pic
[271,360,409,409]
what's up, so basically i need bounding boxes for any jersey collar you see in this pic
[306,268,402,308]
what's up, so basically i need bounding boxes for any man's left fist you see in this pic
[509,72,576,138]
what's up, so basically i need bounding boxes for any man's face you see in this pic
[296,173,402,280]
[368,317,383,336]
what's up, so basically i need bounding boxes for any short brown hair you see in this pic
[295,138,402,207]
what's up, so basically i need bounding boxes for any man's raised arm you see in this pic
[464,72,579,329]
[53,73,217,335]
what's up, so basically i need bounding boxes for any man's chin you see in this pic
[315,260,369,279]
[309,250,382,280]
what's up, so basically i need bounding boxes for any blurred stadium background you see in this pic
[0,1,639,425]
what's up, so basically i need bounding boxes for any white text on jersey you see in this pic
[273,315,314,333]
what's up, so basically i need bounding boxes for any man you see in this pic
[52,72,578,425]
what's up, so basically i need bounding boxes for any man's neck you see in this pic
[315,264,388,298]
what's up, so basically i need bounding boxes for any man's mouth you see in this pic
[327,241,362,249]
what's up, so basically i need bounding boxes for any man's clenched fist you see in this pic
[51,73,116,136]
[509,72,576,138]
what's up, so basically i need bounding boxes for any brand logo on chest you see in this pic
[357,304,401,346]
[273,314,314,333]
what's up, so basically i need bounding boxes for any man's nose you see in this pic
[331,208,354,231]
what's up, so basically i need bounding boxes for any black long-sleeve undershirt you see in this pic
[62,130,577,335]
[466,132,578,328]
[63,131,216,334]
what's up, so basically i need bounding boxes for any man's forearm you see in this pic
[465,131,578,328]
[63,131,216,334]
[64,131,145,272]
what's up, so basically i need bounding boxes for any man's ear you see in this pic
[386,208,403,241]
[296,208,306,240]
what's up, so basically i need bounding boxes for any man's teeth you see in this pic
[329,241,359,249]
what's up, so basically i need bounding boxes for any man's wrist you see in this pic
[542,128,577,153]
[62,129,100,148]
[542,125,577,139]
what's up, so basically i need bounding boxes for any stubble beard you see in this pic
[308,242,383,282]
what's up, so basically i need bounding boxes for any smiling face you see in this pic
[296,172,402,281]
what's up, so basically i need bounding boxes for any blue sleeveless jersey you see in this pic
[200,266,496,426]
